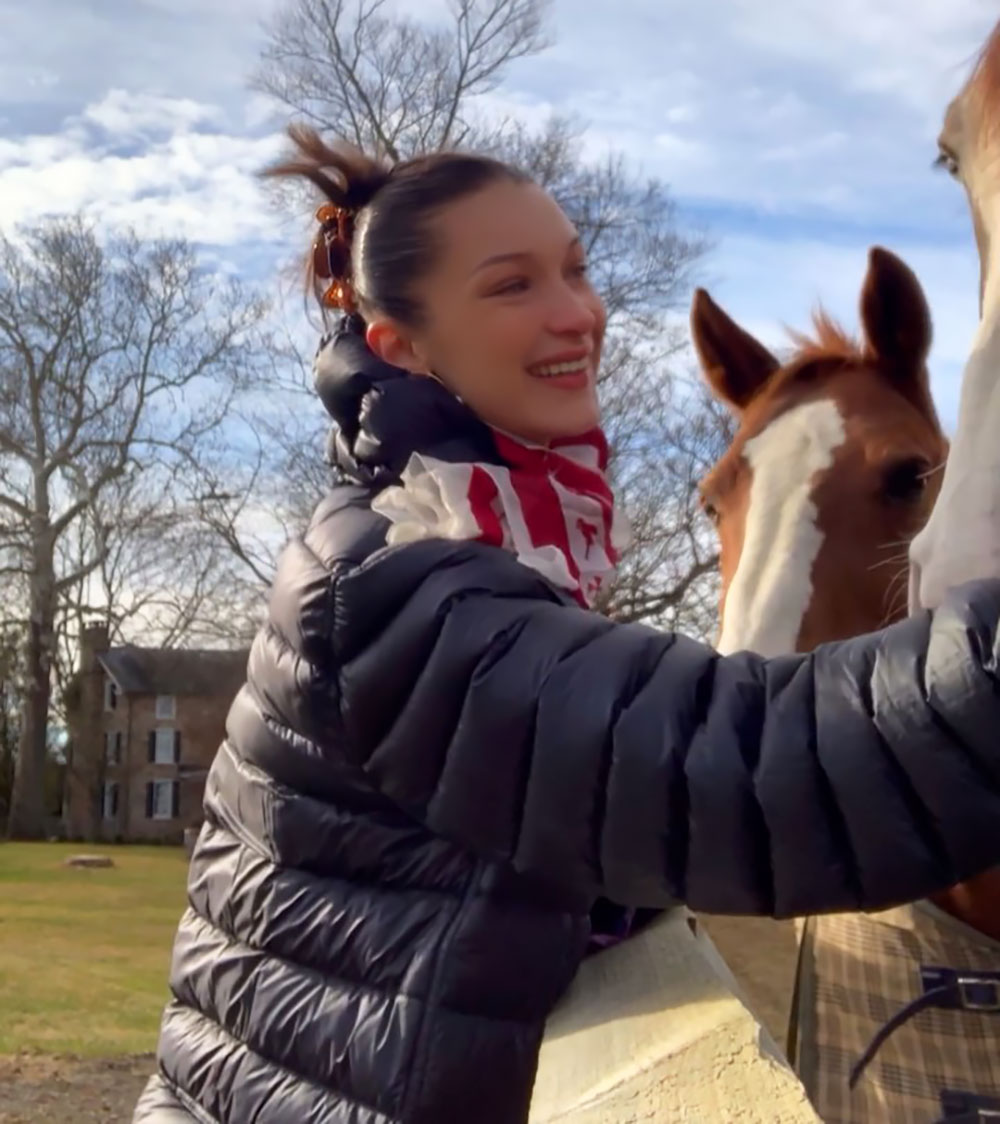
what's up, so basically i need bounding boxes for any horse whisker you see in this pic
[868,552,910,572]
[879,564,913,627]
[880,565,910,616]
[881,590,910,629]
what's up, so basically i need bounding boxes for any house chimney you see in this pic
[81,622,109,673]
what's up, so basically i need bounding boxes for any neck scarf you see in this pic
[371,427,629,608]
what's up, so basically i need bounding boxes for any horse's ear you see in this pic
[690,289,779,415]
[860,247,932,384]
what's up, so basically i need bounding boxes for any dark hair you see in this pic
[262,124,531,325]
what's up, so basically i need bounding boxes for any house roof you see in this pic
[97,646,250,698]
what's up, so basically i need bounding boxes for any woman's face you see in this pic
[368,180,606,445]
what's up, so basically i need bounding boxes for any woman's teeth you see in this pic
[532,361,587,378]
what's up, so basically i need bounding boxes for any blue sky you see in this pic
[2,0,997,427]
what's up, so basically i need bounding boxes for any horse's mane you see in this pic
[967,19,1000,134]
[784,309,866,374]
[773,306,936,425]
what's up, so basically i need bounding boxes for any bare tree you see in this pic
[250,0,724,636]
[57,468,264,658]
[256,0,551,159]
[0,216,270,839]
[599,372,731,635]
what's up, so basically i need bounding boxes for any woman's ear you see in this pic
[365,318,430,376]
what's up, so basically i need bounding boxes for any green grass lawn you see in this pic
[0,841,189,1056]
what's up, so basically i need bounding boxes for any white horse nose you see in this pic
[908,520,929,569]
[907,559,923,615]
[906,518,937,612]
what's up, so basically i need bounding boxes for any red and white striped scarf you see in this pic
[371,428,629,608]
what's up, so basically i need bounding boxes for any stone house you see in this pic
[64,623,249,843]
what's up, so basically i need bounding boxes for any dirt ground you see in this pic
[0,919,800,1122]
[0,1054,153,1124]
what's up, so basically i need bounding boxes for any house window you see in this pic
[148,779,178,820]
[104,730,122,765]
[153,727,176,764]
[103,678,118,712]
[155,695,176,720]
[102,781,119,820]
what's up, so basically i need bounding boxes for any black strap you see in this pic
[934,1088,1000,1123]
[849,966,1000,1089]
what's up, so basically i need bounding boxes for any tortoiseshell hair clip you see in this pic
[312,203,357,312]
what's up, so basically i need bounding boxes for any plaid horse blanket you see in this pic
[789,901,1000,1123]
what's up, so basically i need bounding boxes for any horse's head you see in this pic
[694,247,947,656]
[935,20,1000,317]
[909,18,1000,611]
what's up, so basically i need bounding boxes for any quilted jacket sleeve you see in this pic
[333,537,1000,919]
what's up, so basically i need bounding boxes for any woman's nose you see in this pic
[548,284,599,335]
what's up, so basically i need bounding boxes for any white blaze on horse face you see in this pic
[909,302,1000,611]
[717,399,846,657]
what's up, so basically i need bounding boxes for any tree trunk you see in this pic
[0,679,14,830]
[7,530,56,840]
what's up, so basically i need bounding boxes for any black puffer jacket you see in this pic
[135,321,1000,1124]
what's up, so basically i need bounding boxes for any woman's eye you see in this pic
[490,277,529,296]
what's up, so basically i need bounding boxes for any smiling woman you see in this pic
[264,125,605,445]
[259,125,623,610]
[132,123,1000,1124]
[367,180,604,444]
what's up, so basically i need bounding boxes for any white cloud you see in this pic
[25,69,60,91]
[723,0,994,117]
[759,131,848,164]
[469,88,561,136]
[0,0,278,114]
[82,90,220,137]
[653,130,709,166]
[664,105,698,125]
[0,95,288,245]
[499,0,998,225]
[0,131,83,168]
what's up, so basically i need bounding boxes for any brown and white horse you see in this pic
[693,246,946,658]
[691,250,956,1120]
[687,246,946,1047]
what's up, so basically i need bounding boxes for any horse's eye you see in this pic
[935,147,960,178]
[882,458,930,503]
[701,498,720,525]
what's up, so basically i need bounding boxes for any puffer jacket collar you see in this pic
[313,315,500,488]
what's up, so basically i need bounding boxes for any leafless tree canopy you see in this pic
[256,0,551,159]
[0,216,271,838]
[250,0,726,640]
